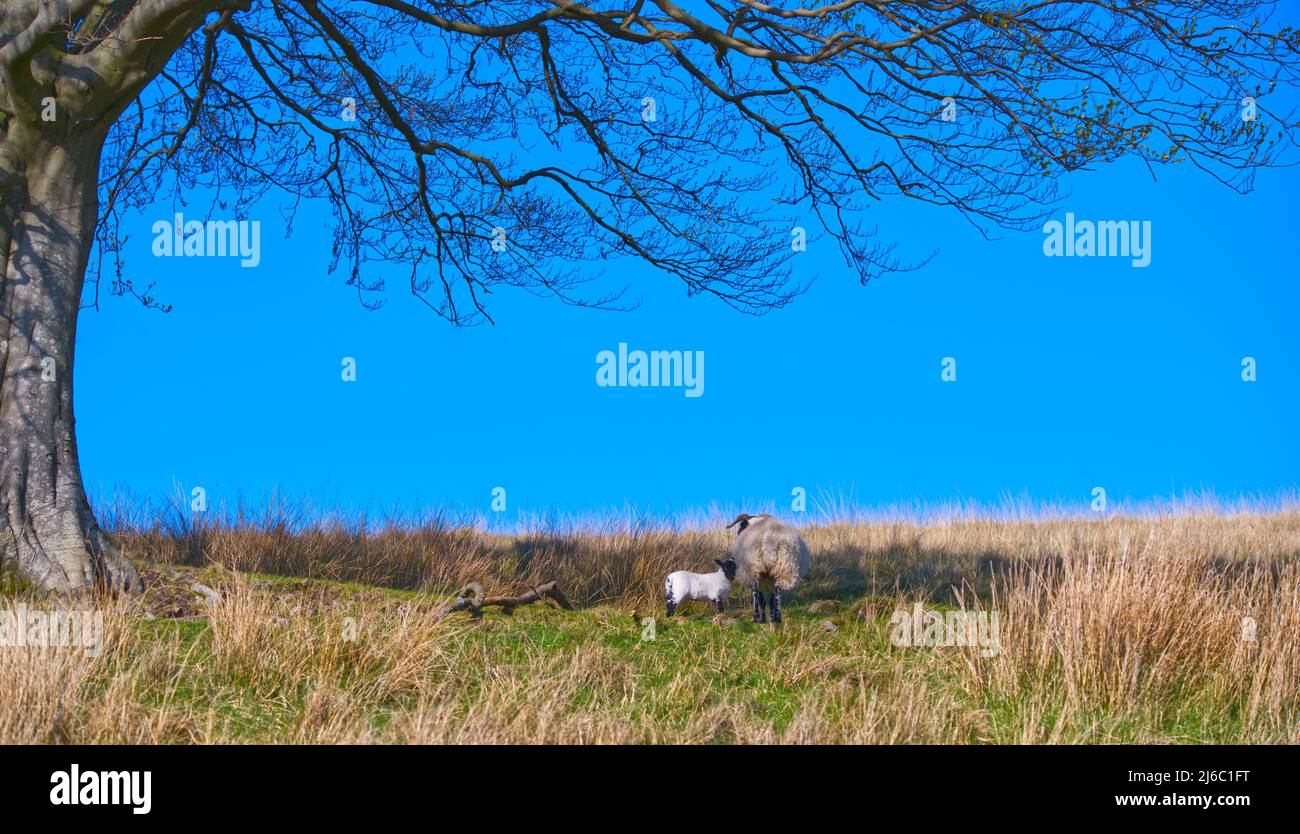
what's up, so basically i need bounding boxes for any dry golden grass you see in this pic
[2,511,1297,743]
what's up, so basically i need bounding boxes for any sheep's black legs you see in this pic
[716,599,726,614]
[752,583,767,623]
[751,584,783,626]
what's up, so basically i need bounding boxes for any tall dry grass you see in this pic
[2,510,1296,743]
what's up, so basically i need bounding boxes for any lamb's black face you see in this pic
[716,558,738,581]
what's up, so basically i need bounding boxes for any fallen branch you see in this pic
[435,581,574,621]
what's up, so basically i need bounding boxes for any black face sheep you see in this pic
[664,558,738,617]
[726,513,811,626]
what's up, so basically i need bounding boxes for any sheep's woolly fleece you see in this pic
[665,566,732,607]
[729,516,810,591]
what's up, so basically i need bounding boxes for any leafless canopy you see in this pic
[10,1,1300,323]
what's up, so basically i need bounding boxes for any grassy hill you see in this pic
[3,512,1297,743]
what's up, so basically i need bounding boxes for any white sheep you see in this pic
[726,513,811,625]
[664,558,737,617]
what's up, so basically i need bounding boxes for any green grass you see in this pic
[80,577,1283,743]
[7,513,1295,744]
[102,584,908,742]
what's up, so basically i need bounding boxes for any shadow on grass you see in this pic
[800,542,1058,607]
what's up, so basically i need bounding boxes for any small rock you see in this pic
[711,613,738,628]
[808,600,838,614]
[820,619,838,632]
[189,581,222,607]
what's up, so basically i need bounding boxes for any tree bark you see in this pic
[0,120,141,595]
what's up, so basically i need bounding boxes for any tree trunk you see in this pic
[0,122,141,595]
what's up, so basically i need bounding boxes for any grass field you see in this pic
[3,509,1298,743]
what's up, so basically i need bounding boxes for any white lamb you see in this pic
[664,558,738,617]
[726,513,811,626]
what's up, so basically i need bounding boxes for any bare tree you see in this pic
[0,0,1295,593]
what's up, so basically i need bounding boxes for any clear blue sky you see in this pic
[76,79,1299,524]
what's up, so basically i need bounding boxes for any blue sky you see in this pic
[76,70,1299,524]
